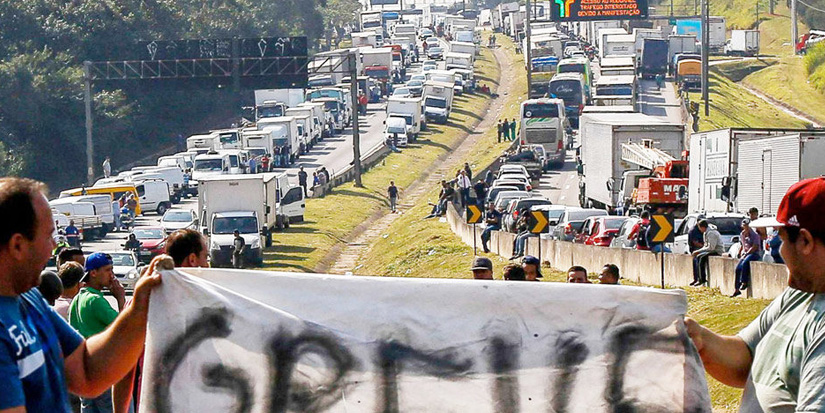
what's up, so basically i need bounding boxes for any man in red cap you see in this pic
[685,177,825,411]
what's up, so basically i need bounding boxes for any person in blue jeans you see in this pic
[731,219,763,297]
[481,202,501,253]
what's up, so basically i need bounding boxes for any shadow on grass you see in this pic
[333,189,386,203]
[418,139,452,152]
[445,119,474,133]
[452,107,483,121]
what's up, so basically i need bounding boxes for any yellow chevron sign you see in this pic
[530,210,550,234]
[466,205,483,224]
[651,214,675,243]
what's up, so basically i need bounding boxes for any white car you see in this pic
[670,213,747,254]
[392,87,413,98]
[422,62,438,72]
[97,251,141,290]
[425,37,440,48]
[497,164,530,177]
[160,209,198,234]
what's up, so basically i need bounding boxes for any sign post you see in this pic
[466,205,483,256]
[528,210,550,263]
[649,214,675,289]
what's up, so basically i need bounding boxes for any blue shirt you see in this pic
[0,289,83,412]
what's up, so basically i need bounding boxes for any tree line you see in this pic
[0,0,360,190]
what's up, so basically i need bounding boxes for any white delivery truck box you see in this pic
[285,107,322,145]
[387,96,424,138]
[257,116,300,163]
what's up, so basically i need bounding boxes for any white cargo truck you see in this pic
[736,133,825,215]
[298,102,332,138]
[449,41,477,58]
[725,30,760,56]
[285,107,323,145]
[423,80,455,124]
[689,128,824,214]
[186,133,218,151]
[578,113,685,210]
[387,96,425,138]
[351,32,379,48]
[257,116,300,164]
[601,34,636,59]
[445,52,473,71]
[597,28,628,53]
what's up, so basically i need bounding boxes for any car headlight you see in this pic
[127,269,138,279]
[251,238,260,249]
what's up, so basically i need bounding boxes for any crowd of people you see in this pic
[470,255,621,286]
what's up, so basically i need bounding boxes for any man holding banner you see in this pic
[687,177,825,412]
[0,178,163,412]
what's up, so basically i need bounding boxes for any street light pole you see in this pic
[84,62,95,184]
[349,52,363,188]
[701,0,710,116]
[526,0,532,97]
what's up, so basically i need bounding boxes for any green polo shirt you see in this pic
[68,287,118,338]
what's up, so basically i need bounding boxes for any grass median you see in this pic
[261,39,500,272]
[356,33,526,278]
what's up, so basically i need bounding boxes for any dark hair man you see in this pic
[567,266,590,283]
[38,270,63,305]
[599,264,620,285]
[691,219,725,286]
[502,264,526,281]
[0,177,163,412]
[471,257,494,280]
[54,262,85,320]
[686,177,825,411]
[165,229,209,268]
[521,256,542,281]
[57,247,85,267]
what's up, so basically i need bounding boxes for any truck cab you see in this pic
[256,101,287,121]
[312,98,345,132]
[205,211,263,267]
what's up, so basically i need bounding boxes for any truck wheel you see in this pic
[156,203,169,216]
[171,194,182,204]
[284,219,290,229]
[99,224,109,238]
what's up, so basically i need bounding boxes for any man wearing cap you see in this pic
[730,219,762,297]
[0,178,164,413]
[69,252,127,412]
[686,177,825,412]
[471,257,494,280]
[522,256,542,281]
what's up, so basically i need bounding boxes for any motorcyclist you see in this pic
[124,233,142,261]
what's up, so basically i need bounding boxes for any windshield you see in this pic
[228,155,239,168]
[133,228,164,239]
[525,128,557,144]
[365,68,390,78]
[604,218,626,230]
[213,216,258,234]
[158,158,178,167]
[425,97,447,108]
[387,124,406,133]
[568,210,607,221]
[548,209,565,220]
[518,199,551,210]
[548,80,583,105]
[393,88,411,95]
[558,63,586,74]
[323,101,339,112]
[109,253,135,267]
[431,75,453,83]
[408,80,424,87]
[709,217,745,235]
[522,103,560,118]
[596,85,634,96]
[308,77,334,87]
[194,159,223,172]
[163,211,193,222]
[274,137,288,148]
[297,125,305,135]
[258,106,283,118]
[247,148,266,158]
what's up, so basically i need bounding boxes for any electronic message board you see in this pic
[550,0,649,21]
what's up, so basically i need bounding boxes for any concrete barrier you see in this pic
[446,206,789,299]
[310,144,391,198]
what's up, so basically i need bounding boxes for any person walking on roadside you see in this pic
[731,219,763,297]
[111,199,121,232]
[463,162,473,181]
[509,118,517,141]
[261,153,270,172]
[69,252,127,413]
[126,194,137,219]
[321,167,330,184]
[102,157,111,178]
[691,219,725,286]
[388,181,399,213]
[248,155,257,174]
[473,180,487,207]
[298,166,308,197]
[232,230,246,269]
[497,120,503,143]
[502,119,511,141]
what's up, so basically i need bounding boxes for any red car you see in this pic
[131,227,167,262]
[580,216,628,247]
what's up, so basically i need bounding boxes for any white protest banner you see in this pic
[139,269,711,412]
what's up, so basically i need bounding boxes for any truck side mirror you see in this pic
[203,228,210,236]
[266,206,271,214]
[606,179,613,192]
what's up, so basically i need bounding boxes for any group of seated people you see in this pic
[471,255,622,285]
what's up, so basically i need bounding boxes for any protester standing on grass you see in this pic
[497,120,503,143]
[455,170,472,208]
[686,177,825,412]
[102,157,111,179]
[502,118,510,141]
[473,179,487,207]
[298,166,308,197]
[509,118,516,141]
[387,181,399,213]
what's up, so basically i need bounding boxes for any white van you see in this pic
[218,149,250,175]
[135,180,173,215]
[157,155,186,171]
[58,195,115,231]
[384,117,410,147]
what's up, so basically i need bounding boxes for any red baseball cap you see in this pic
[750,177,825,232]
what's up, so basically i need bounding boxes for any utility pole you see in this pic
[701,0,710,116]
[756,0,760,29]
[526,0,532,97]
[791,0,798,54]
[349,52,363,187]
[83,62,95,185]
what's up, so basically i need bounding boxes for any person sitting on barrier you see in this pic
[731,219,763,297]
[481,202,501,253]
[691,219,725,286]
[510,208,532,260]
[567,266,591,283]
[521,255,542,281]
[599,264,620,285]
[471,257,494,280]
[502,264,526,281]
